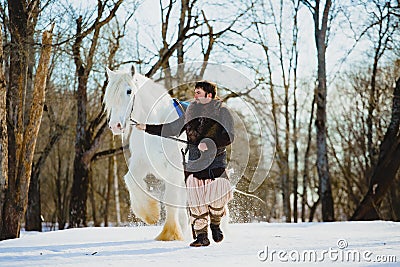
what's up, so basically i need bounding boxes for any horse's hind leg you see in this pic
[124,170,160,225]
[155,181,186,241]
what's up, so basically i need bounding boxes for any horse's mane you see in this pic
[103,70,135,118]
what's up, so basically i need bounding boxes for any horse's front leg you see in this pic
[123,168,160,225]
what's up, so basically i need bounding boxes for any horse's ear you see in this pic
[131,65,135,77]
[106,67,115,78]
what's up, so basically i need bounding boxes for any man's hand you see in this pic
[198,142,208,152]
[135,123,146,131]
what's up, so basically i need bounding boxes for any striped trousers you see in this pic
[186,174,233,234]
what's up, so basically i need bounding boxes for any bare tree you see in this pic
[25,99,68,231]
[3,0,32,238]
[0,25,8,237]
[301,0,334,222]
[245,0,302,222]
[364,1,397,173]
[145,0,249,86]
[112,140,122,226]
[1,22,53,240]
[54,139,73,230]
[290,0,300,223]
[301,94,316,221]
[325,62,396,220]
[1,0,40,235]
[328,0,399,220]
[352,77,400,220]
[68,0,124,228]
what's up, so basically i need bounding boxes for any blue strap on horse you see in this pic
[173,98,189,117]
[172,98,191,167]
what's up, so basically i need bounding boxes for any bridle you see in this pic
[128,93,136,126]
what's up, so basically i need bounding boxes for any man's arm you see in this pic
[214,107,235,148]
[136,115,185,137]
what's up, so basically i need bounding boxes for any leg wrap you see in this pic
[208,205,225,225]
[190,211,209,234]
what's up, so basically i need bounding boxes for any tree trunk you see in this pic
[16,28,53,231]
[351,78,400,220]
[104,153,113,226]
[113,140,121,226]
[0,25,8,238]
[301,95,315,222]
[25,165,42,231]
[365,2,391,179]
[366,52,379,172]
[263,41,291,223]
[69,1,122,227]
[309,197,320,222]
[55,147,69,230]
[69,140,89,227]
[292,0,300,223]
[389,179,400,221]
[177,0,187,83]
[292,76,299,223]
[1,27,53,240]
[89,170,100,227]
[312,0,334,222]
[282,116,291,223]
[4,0,29,239]
[26,124,65,231]
[68,15,92,228]
[24,0,39,120]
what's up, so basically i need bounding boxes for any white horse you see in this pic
[104,66,188,241]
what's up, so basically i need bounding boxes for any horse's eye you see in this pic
[127,89,132,95]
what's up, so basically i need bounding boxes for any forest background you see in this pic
[0,0,399,240]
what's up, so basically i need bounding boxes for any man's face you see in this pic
[194,87,212,104]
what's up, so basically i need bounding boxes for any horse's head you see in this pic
[104,66,138,135]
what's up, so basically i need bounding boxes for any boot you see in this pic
[210,223,223,243]
[189,233,210,247]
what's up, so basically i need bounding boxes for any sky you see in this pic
[58,0,387,87]
[129,0,370,76]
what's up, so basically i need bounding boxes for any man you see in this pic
[136,81,235,247]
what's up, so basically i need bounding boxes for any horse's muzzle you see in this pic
[109,122,124,135]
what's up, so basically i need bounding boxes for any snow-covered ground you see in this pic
[0,221,399,266]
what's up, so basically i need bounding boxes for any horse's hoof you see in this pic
[155,223,184,241]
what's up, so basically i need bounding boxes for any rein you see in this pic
[127,94,192,146]
[129,118,192,145]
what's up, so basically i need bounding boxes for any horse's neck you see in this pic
[134,74,178,123]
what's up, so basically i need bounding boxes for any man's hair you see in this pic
[195,81,217,99]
